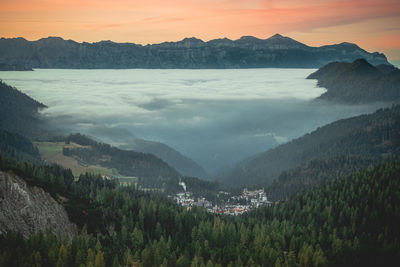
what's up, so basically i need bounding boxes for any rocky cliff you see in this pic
[0,170,77,239]
[0,34,389,69]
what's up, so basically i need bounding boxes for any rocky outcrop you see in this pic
[0,34,389,69]
[0,171,77,239]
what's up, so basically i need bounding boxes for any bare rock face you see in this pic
[0,171,77,239]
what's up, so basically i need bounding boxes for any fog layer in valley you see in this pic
[0,69,382,177]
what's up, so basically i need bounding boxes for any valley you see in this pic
[1,0,400,265]
[0,68,380,177]
[0,42,399,267]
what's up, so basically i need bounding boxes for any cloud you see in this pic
[0,68,382,176]
[254,132,288,144]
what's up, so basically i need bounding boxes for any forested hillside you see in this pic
[264,155,375,201]
[127,138,207,178]
[218,105,400,187]
[0,129,42,165]
[63,134,181,190]
[0,151,398,267]
[307,59,400,103]
[0,80,47,139]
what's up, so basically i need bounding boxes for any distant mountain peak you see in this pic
[264,33,308,49]
[337,41,362,50]
[39,36,65,41]
[236,36,263,43]
[266,33,296,41]
[339,41,357,46]
[239,35,261,40]
[0,37,27,41]
[348,58,381,76]
[269,33,284,38]
[180,37,204,43]
[97,40,114,44]
[36,36,66,45]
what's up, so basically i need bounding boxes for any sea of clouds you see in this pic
[0,68,381,177]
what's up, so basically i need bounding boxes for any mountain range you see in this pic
[0,34,389,69]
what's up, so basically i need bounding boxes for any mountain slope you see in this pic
[128,139,207,178]
[0,80,47,139]
[0,129,42,165]
[87,127,207,178]
[218,105,400,187]
[265,155,375,201]
[63,134,181,189]
[249,161,400,267]
[308,58,400,103]
[0,34,389,69]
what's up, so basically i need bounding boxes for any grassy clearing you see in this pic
[35,141,118,177]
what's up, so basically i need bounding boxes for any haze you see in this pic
[0,69,381,177]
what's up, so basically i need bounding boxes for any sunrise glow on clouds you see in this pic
[1,0,399,59]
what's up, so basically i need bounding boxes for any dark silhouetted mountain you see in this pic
[128,139,207,178]
[0,34,389,68]
[0,80,47,139]
[218,105,400,187]
[0,129,42,165]
[308,59,400,103]
[376,63,398,74]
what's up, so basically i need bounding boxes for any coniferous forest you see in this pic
[0,150,399,267]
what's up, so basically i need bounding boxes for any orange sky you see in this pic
[1,0,400,60]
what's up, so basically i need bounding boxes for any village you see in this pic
[170,181,273,215]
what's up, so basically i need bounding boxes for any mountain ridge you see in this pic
[308,58,400,103]
[0,34,389,68]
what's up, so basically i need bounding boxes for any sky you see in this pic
[1,0,400,60]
